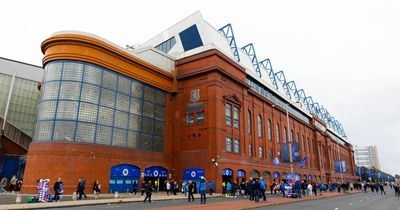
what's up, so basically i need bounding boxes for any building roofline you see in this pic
[0,57,43,69]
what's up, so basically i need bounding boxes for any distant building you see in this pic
[354,145,381,170]
[0,57,44,179]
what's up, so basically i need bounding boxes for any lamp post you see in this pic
[285,103,294,173]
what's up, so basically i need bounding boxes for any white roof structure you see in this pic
[139,11,347,140]
[0,57,44,82]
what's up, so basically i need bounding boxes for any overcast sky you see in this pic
[1,0,399,175]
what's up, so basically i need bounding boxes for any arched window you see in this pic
[257,115,262,137]
[283,127,287,143]
[248,110,251,134]
[267,119,272,141]
[276,123,280,143]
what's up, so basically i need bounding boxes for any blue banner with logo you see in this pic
[110,164,140,177]
[282,143,290,163]
[273,157,280,166]
[291,143,301,162]
[334,160,346,173]
[222,168,233,176]
[272,172,280,179]
[237,170,246,177]
[183,168,204,180]
[299,156,308,169]
[144,166,168,178]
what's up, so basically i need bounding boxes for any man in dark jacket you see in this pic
[253,179,260,203]
[77,177,87,199]
[294,180,302,198]
[53,177,63,201]
[248,178,254,201]
[143,181,152,203]
[188,181,195,202]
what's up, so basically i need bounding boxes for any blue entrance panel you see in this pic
[109,164,140,193]
[222,168,233,176]
[237,169,246,177]
[272,171,280,179]
[183,168,204,180]
[144,166,168,178]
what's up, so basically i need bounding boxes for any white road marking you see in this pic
[360,200,363,202]
[349,203,353,205]
[334,208,339,210]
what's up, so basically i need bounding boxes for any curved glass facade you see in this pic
[33,60,166,152]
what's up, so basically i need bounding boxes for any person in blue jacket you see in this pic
[209,181,215,195]
[226,181,232,197]
[199,176,207,204]
[260,177,267,201]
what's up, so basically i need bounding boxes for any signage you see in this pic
[222,168,233,176]
[334,160,347,173]
[190,89,200,102]
[237,170,246,177]
[272,172,280,179]
[144,166,168,178]
[282,143,300,163]
[183,168,205,180]
[110,164,140,177]
[273,157,280,166]
[300,156,308,169]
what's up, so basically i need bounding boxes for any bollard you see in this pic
[15,194,21,204]
[72,192,77,201]
[114,191,119,198]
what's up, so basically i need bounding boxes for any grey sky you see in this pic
[1,0,399,175]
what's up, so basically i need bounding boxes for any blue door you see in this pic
[109,164,140,193]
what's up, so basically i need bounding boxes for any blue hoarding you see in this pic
[144,166,168,177]
[183,168,204,180]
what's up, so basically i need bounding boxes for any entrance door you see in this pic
[109,164,140,193]
[144,166,168,191]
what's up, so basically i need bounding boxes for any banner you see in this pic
[300,156,308,169]
[282,144,290,163]
[281,143,301,163]
[273,157,280,166]
[334,160,346,173]
[291,143,301,162]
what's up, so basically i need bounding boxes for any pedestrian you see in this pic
[141,181,146,196]
[76,177,87,199]
[222,181,226,197]
[379,183,386,195]
[166,181,171,196]
[349,182,354,191]
[93,180,101,198]
[53,177,64,201]
[131,180,137,195]
[301,181,307,196]
[188,180,194,202]
[0,177,7,193]
[307,182,313,196]
[199,176,207,204]
[248,178,254,201]
[253,179,260,203]
[9,175,17,193]
[226,181,231,197]
[209,181,215,195]
[260,177,267,201]
[294,180,301,199]
[143,181,152,203]
[312,182,317,196]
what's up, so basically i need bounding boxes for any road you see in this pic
[257,191,400,210]
[52,190,400,210]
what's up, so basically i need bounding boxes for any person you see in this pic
[294,180,301,199]
[248,178,254,201]
[16,179,23,192]
[188,180,194,202]
[253,178,260,203]
[53,177,64,201]
[379,183,386,195]
[9,175,17,193]
[93,180,101,198]
[312,182,317,196]
[394,184,399,197]
[301,181,307,196]
[222,181,226,197]
[143,181,152,203]
[131,180,137,195]
[209,181,215,195]
[0,177,7,193]
[226,181,231,197]
[199,176,207,204]
[260,177,267,201]
[307,182,313,196]
[77,177,87,199]
[349,182,354,191]
[141,181,146,196]
[166,181,171,196]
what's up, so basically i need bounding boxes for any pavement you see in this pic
[0,190,363,210]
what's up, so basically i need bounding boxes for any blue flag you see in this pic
[273,157,280,166]
[299,156,308,169]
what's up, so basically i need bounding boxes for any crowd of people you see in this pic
[0,175,22,193]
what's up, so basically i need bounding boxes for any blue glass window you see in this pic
[179,24,203,51]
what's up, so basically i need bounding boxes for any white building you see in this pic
[354,145,381,170]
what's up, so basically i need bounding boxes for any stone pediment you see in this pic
[223,94,242,106]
